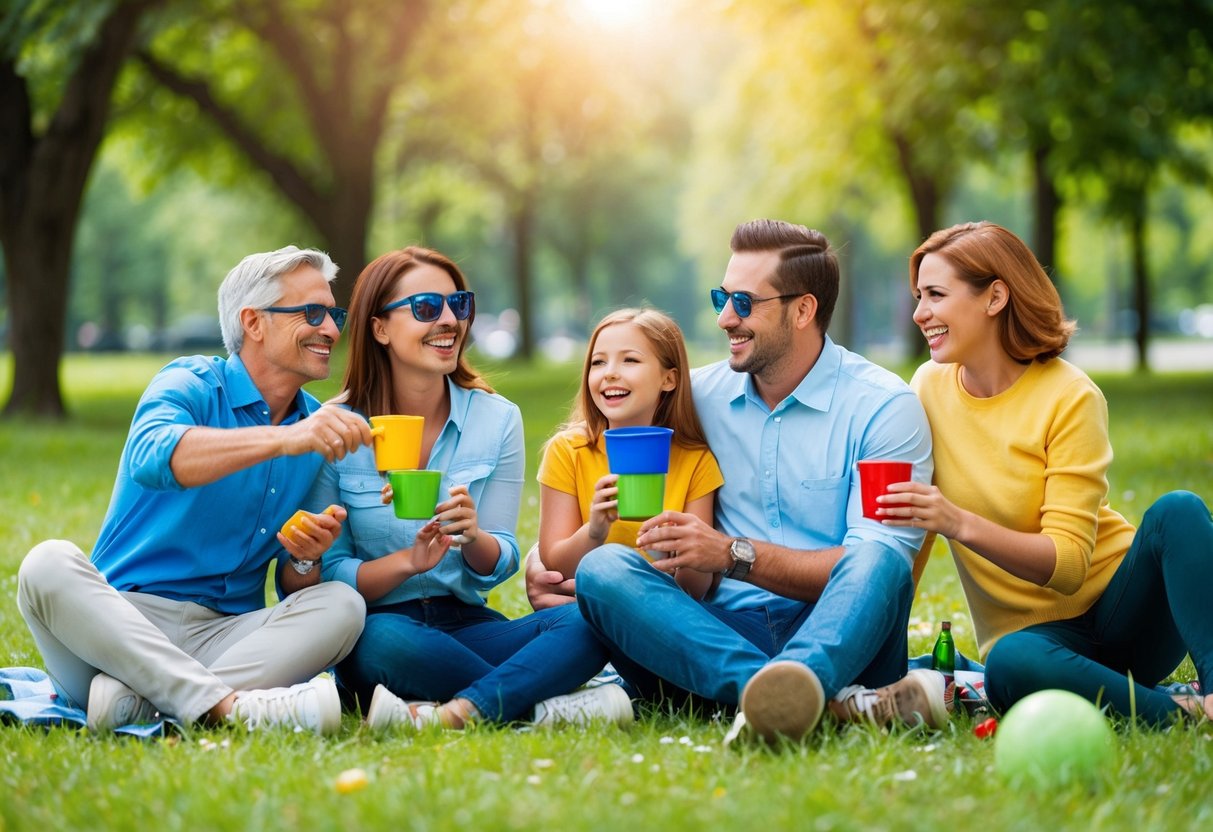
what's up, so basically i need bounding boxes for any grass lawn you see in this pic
[1,353,1212,831]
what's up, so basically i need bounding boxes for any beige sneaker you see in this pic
[833,669,949,729]
[363,684,443,732]
[731,660,825,745]
[86,673,159,732]
[532,684,634,728]
[229,676,341,735]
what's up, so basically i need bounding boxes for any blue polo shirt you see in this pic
[305,379,525,607]
[91,354,325,614]
[692,336,933,612]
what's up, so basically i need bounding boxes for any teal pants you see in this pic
[984,491,1213,726]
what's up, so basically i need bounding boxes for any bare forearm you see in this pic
[459,533,502,576]
[354,557,420,603]
[743,542,843,602]
[954,510,1057,586]
[542,524,607,577]
[170,426,286,488]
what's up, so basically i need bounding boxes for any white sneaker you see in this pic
[833,669,949,729]
[532,684,634,728]
[86,673,159,732]
[733,660,825,745]
[229,676,341,735]
[363,684,443,732]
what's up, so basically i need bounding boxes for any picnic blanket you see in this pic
[0,667,178,736]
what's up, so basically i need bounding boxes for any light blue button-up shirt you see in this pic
[304,379,525,608]
[692,336,933,612]
[92,353,325,614]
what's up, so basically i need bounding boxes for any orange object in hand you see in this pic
[280,505,339,542]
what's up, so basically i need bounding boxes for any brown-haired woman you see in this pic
[297,246,632,730]
[880,221,1213,725]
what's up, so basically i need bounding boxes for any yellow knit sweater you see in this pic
[911,359,1137,659]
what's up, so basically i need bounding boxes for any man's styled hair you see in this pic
[217,246,338,355]
[730,219,839,333]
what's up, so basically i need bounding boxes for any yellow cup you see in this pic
[369,415,424,471]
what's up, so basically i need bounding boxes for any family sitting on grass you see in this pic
[15,218,1212,741]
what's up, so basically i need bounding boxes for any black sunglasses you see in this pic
[710,288,802,318]
[379,291,475,322]
[261,304,348,331]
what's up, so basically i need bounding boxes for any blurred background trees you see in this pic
[3,0,1212,417]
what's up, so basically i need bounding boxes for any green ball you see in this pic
[994,690,1115,788]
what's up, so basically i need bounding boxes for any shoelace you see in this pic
[234,688,310,729]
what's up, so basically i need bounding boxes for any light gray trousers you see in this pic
[17,540,366,724]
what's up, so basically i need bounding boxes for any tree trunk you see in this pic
[1129,206,1151,373]
[0,2,153,418]
[891,132,941,361]
[1031,144,1060,283]
[510,196,536,360]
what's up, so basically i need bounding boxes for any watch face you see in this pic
[731,538,756,562]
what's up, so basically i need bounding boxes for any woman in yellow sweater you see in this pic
[878,221,1212,725]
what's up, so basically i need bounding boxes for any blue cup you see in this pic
[603,427,673,475]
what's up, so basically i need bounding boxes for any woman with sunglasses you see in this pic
[879,221,1213,725]
[294,246,630,730]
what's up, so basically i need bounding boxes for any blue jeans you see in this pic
[575,541,915,704]
[985,491,1213,726]
[336,597,609,722]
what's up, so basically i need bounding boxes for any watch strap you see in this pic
[288,554,320,575]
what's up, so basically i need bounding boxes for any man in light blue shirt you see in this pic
[17,246,373,735]
[573,220,947,743]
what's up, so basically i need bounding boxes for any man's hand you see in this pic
[636,510,732,575]
[277,504,346,561]
[280,405,372,461]
[525,545,577,610]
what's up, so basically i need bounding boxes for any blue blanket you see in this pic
[0,667,178,736]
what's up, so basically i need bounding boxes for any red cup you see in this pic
[857,460,913,520]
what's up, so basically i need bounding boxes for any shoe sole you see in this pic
[86,673,152,733]
[598,682,635,726]
[904,669,949,729]
[741,661,824,743]
[364,684,396,732]
[312,676,342,736]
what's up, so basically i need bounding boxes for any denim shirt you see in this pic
[303,380,525,607]
[92,353,324,614]
[692,337,933,613]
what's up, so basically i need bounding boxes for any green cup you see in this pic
[616,472,666,521]
[388,469,443,520]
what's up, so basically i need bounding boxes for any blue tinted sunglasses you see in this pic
[710,287,802,318]
[379,291,475,322]
[261,303,347,331]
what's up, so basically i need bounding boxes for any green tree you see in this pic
[0,0,157,417]
[135,0,437,304]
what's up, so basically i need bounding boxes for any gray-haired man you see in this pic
[18,246,371,733]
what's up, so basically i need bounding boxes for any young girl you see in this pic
[293,246,630,731]
[881,221,1213,725]
[538,308,723,600]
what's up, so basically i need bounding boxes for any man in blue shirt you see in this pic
[17,246,373,734]
[531,220,948,743]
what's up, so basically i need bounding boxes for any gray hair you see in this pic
[217,246,338,355]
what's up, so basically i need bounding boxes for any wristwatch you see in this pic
[288,555,320,576]
[724,538,756,581]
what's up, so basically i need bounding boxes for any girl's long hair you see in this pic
[556,308,707,449]
[337,246,493,417]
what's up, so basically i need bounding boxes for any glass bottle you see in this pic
[931,620,956,697]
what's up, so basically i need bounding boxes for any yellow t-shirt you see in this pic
[912,359,1137,659]
[538,429,724,550]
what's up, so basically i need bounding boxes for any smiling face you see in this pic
[586,322,677,429]
[259,263,341,384]
[372,263,465,378]
[716,250,796,378]
[913,252,1000,364]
